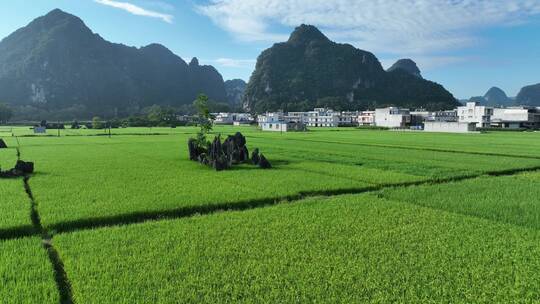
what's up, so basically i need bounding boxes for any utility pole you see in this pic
[57,120,61,137]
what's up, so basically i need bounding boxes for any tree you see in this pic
[193,94,214,148]
[145,105,176,127]
[92,116,103,129]
[0,103,13,124]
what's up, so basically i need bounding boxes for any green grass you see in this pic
[55,194,540,303]
[11,127,538,231]
[379,171,540,229]
[0,145,18,169]
[0,237,59,304]
[2,126,540,303]
[0,179,33,235]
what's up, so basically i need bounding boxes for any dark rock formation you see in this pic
[251,148,260,165]
[258,154,272,169]
[15,160,34,174]
[187,138,199,161]
[0,160,34,178]
[223,132,249,164]
[208,135,230,171]
[0,139,7,149]
[187,132,270,170]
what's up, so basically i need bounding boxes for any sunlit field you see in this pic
[2,126,540,303]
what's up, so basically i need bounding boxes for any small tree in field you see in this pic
[92,116,103,129]
[193,94,214,148]
[0,103,13,124]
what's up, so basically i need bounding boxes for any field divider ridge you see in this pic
[46,165,540,236]
[248,135,540,160]
[23,176,74,304]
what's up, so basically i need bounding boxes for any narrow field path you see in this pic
[24,176,74,304]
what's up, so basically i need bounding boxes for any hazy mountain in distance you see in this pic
[224,79,247,107]
[0,9,227,118]
[483,87,512,107]
[516,83,540,106]
[387,59,422,78]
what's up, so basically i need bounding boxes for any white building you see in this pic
[261,121,288,132]
[214,113,253,125]
[491,107,540,129]
[430,110,458,122]
[306,108,339,127]
[424,121,476,133]
[258,111,306,132]
[284,112,309,124]
[358,111,375,126]
[457,102,493,128]
[410,110,430,128]
[375,108,411,128]
[338,111,359,126]
[257,112,283,127]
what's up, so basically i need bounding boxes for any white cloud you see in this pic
[212,58,256,68]
[197,0,540,56]
[94,0,174,23]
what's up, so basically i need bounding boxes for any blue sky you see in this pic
[0,0,539,99]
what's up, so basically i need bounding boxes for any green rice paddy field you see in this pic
[1,126,540,303]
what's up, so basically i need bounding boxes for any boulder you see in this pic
[259,154,272,169]
[188,138,199,161]
[15,160,34,174]
[222,132,248,164]
[188,138,209,161]
[213,155,229,171]
[197,153,209,166]
[0,139,7,149]
[0,160,34,178]
[251,148,260,165]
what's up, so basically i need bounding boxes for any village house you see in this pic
[457,102,493,128]
[307,108,340,127]
[491,107,540,129]
[424,121,476,133]
[374,107,411,128]
[338,111,360,127]
[214,113,253,125]
[358,111,376,126]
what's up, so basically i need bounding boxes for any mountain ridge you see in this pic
[0,9,227,118]
[387,59,422,78]
[243,24,458,112]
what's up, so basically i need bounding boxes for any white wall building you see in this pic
[338,111,359,126]
[375,108,411,128]
[429,110,458,122]
[284,112,309,124]
[307,108,339,127]
[358,111,375,126]
[214,113,254,125]
[424,121,476,133]
[491,107,540,129]
[260,121,306,132]
[261,121,288,132]
[457,102,493,128]
[257,112,283,127]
